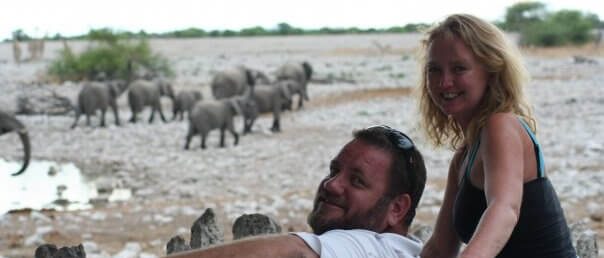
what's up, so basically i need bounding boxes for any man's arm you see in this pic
[164,234,318,258]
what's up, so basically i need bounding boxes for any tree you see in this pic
[502,1,546,31]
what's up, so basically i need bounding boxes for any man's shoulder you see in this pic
[292,230,422,258]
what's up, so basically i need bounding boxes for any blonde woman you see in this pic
[418,14,576,258]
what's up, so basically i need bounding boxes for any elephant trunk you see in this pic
[12,130,31,176]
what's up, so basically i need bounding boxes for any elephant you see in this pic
[71,79,129,129]
[275,61,313,109]
[242,80,295,133]
[127,78,175,123]
[172,90,203,121]
[210,66,261,99]
[185,97,254,149]
[0,110,30,176]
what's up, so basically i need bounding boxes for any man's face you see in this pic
[308,139,393,234]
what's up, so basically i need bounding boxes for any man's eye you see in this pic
[351,176,364,187]
[328,167,338,177]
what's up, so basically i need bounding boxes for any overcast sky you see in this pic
[3,0,603,40]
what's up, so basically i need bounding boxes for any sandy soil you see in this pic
[0,34,603,257]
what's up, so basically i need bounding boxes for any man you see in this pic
[167,125,427,258]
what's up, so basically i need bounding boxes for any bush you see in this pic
[47,29,173,82]
[520,10,598,46]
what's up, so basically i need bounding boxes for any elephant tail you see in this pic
[12,129,30,176]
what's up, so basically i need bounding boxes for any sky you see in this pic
[3,0,603,41]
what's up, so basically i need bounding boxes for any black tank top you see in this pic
[452,119,576,258]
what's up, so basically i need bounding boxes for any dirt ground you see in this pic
[0,34,603,257]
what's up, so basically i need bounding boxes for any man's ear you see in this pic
[387,194,411,227]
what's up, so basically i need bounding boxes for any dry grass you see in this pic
[521,44,604,57]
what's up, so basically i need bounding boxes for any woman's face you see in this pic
[426,34,490,127]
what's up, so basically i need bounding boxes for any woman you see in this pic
[418,14,576,258]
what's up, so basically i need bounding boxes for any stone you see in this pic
[575,230,598,258]
[232,213,282,240]
[54,244,86,258]
[36,244,85,258]
[190,208,224,249]
[166,235,190,255]
[35,244,58,258]
[570,220,599,258]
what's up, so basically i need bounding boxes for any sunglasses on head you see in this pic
[366,125,415,152]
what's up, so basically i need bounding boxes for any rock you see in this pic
[232,213,281,240]
[575,230,598,258]
[35,244,85,258]
[35,244,58,258]
[570,220,599,258]
[190,208,224,249]
[166,235,190,255]
[55,245,86,258]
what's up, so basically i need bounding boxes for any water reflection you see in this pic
[0,159,131,214]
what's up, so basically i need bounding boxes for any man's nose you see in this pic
[322,175,345,195]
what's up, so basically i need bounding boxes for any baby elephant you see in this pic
[185,98,244,150]
[243,80,294,133]
[71,80,128,129]
[172,90,203,121]
[128,78,175,123]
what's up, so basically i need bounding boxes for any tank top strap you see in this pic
[464,138,481,178]
[518,118,545,178]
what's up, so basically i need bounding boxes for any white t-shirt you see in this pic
[293,229,422,258]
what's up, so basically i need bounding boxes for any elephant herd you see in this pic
[0,61,313,176]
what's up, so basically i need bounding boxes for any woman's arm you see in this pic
[421,150,464,258]
[459,113,525,258]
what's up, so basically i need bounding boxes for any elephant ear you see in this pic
[228,98,244,116]
[302,62,313,80]
[279,83,292,102]
[107,83,119,98]
[245,69,256,87]
[193,91,203,100]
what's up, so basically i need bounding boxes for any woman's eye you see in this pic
[427,66,440,73]
[453,66,466,73]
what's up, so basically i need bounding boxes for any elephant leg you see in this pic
[219,128,226,147]
[86,114,91,127]
[157,103,167,123]
[201,132,207,149]
[271,118,281,132]
[111,102,120,126]
[172,109,178,121]
[297,95,304,109]
[100,109,107,127]
[70,110,81,129]
[129,111,137,123]
[184,124,196,150]
[149,107,156,123]
[231,128,239,146]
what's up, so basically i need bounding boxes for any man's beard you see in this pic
[307,194,392,235]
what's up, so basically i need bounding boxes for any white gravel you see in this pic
[0,34,603,257]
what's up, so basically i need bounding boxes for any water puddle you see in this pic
[0,159,131,214]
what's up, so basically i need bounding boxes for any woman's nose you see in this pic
[439,71,454,88]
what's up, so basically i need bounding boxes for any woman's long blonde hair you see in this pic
[417,14,536,149]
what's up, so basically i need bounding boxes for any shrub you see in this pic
[520,10,598,46]
[47,29,172,82]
